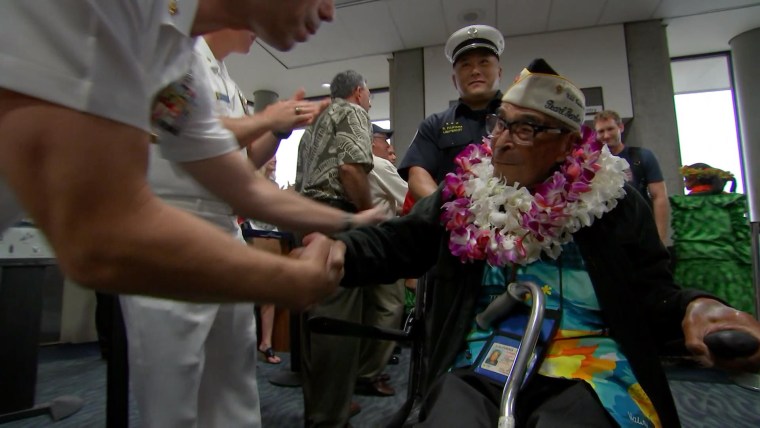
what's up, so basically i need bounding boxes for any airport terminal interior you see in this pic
[2,0,760,426]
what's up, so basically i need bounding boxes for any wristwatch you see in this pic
[341,214,355,232]
[273,129,292,140]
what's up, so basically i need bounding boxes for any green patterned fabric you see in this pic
[670,193,755,314]
[404,287,415,313]
[295,98,373,202]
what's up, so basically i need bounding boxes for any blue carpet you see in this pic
[3,343,759,427]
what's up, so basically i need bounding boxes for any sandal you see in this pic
[258,347,281,364]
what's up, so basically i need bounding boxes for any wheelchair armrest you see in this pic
[307,316,416,342]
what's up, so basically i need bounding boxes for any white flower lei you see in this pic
[441,135,629,267]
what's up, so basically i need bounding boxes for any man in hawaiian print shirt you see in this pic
[296,69,376,427]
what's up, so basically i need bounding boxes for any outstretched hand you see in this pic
[353,206,390,227]
[263,88,330,134]
[288,233,346,310]
[682,298,760,372]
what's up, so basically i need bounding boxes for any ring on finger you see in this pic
[295,106,302,114]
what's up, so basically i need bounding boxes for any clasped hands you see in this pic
[286,233,347,311]
[262,88,331,135]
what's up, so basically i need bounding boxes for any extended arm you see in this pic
[408,166,439,200]
[181,150,382,232]
[245,132,280,169]
[585,185,708,346]
[336,189,445,287]
[225,89,330,167]
[648,181,671,243]
[400,117,442,200]
[0,93,341,308]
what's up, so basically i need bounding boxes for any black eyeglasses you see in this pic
[485,114,568,145]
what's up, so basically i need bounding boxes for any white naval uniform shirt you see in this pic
[148,37,249,231]
[0,0,197,231]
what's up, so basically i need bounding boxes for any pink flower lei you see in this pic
[440,127,629,267]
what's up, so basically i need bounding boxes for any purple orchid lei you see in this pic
[440,126,629,267]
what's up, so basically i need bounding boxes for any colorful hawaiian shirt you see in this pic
[454,242,661,428]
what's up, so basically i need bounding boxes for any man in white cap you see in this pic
[398,24,504,202]
[367,124,406,218]
[354,123,408,397]
[320,58,760,427]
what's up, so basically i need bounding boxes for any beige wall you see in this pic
[422,24,633,119]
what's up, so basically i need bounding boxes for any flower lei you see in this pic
[679,165,734,181]
[440,127,629,267]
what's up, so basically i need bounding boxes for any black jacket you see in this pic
[337,183,713,427]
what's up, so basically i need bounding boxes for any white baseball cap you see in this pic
[502,59,586,131]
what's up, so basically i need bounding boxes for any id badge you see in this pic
[473,306,560,385]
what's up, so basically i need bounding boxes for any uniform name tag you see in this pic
[215,92,230,103]
[441,121,463,134]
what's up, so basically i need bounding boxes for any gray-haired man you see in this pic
[296,69,375,427]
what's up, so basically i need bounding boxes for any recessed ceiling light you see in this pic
[321,83,331,88]
[460,8,483,23]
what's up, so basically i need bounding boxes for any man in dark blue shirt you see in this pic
[399,25,505,200]
[595,110,671,243]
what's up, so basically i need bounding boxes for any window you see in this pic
[671,54,744,193]
[272,120,391,189]
[272,129,305,189]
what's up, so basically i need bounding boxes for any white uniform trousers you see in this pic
[120,205,260,427]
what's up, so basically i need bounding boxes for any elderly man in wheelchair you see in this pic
[312,59,760,428]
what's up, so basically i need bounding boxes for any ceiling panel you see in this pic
[336,1,406,50]
[388,0,449,48]
[259,21,351,67]
[665,5,760,57]
[265,2,402,68]
[225,0,760,131]
[496,0,552,36]
[598,0,660,25]
[227,45,390,100]
[441,0,497,35]
[547,0,607,32]
[656,0,760,17]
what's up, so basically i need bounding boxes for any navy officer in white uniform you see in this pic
[122,30,264,428]
[121,27,385,427]
[0,0,348,308]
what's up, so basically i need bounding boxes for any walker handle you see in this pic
[475,290,520,330]
[703,330,759,358]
